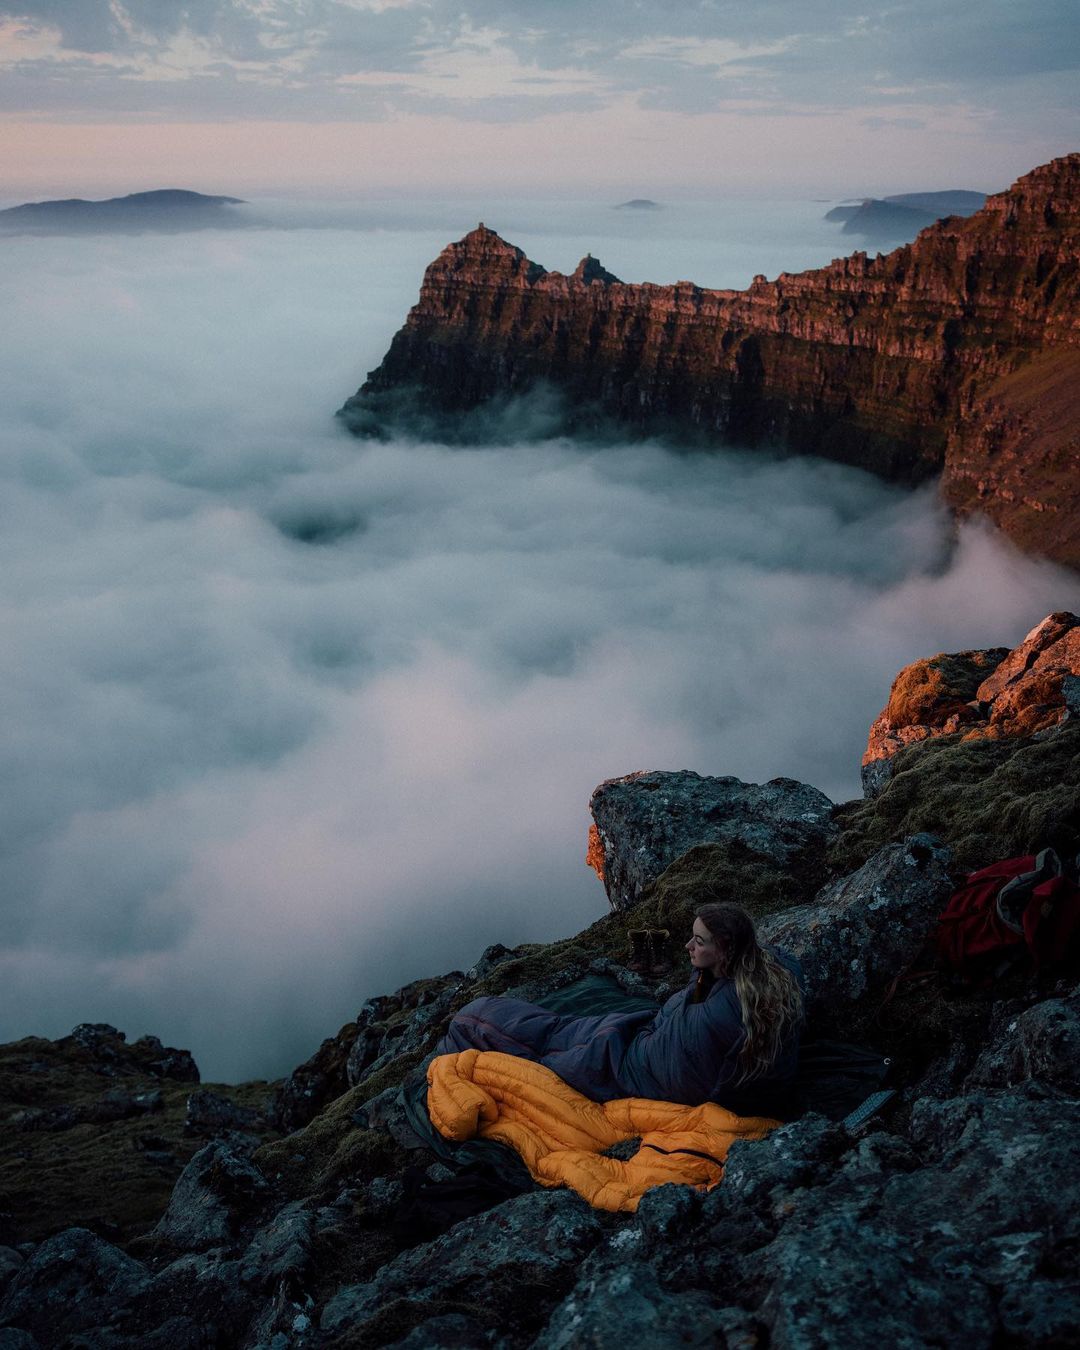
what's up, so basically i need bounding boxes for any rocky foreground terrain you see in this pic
[2,613,1080,1348]
[341,154,1080,567]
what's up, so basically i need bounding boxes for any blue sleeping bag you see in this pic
[437,949,804,1118]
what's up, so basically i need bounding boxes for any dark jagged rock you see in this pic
[966,989,1080,1093]
[150,1141,268,1252]
[274,1020,360,1132]
[0,1327,35,1349]
[357,1068,435,1152]
[0,1228,150,1341]
[12,1086,164,1133]
[7,1104,81,1133]
[0,1249,23,1301]
[352,978,464,1084]
[273,972,467,1132]
[537,1261,727,1348]
[319,1189,603,1341]
[389,1311,493,1346]
[346,998,399,1090]
[463,942,520,983]
[183,1088,262,1140]
[128,1036,200,1083]
[61,1023,200,1083]
[588,769,837,911]
[758,835,954,1017]
[121,1248,258,1347]
[342,155,1080,566]
[236,1199,313,1291]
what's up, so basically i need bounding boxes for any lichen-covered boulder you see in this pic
[759,835,954,1017]
[589,770,836,911]
[237,1199,313,1292]
[966,990,1080,1094]
[320,1189,603,1341]
[151,1141,268,1252]
[0,1228,149,1341]
[536,1262,728,1349]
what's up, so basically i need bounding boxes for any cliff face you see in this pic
[341,155,1080,561]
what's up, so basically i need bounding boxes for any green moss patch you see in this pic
[831,721,1080,874]
[253,1056,416,1200]
[0,1035,279,1245]
[628,838,826,941]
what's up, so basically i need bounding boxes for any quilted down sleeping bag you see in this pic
[426,1049,780,1212]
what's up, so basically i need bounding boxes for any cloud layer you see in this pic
[2,205,1079,1081]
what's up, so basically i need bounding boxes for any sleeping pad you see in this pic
[426,1048,780,1213]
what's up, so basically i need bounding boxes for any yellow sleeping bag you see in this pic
[426,1049,780,1213]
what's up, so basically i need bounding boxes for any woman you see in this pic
[437,902,805,1117]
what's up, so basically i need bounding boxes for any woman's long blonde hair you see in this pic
[695,902,803,1083]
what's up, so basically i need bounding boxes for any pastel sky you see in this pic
[1,2,1079,199]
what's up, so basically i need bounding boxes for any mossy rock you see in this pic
[623,837,827,946]
[831,721,1080,874]
[0,1034,279,1246]
[253,1055,418,1200]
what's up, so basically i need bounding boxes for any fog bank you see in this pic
[2,207,1078,1081]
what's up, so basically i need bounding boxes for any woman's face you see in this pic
[686,918,725,978]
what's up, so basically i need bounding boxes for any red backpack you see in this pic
[936,849,1080,980]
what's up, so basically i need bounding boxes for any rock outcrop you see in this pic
[587,770,837,911]
[862,611,1080,794]
[341,154,1080,565]
[759,834,954,1018]
[0,1024,277,1247]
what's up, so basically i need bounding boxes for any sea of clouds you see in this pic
[2,197,1078,1081]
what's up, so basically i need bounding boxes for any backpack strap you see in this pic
[995,847,1062,934]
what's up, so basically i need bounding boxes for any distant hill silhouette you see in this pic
[825,189,986,243]
[0,189,249,235]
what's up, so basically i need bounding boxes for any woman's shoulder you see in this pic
[699,975,742,1015]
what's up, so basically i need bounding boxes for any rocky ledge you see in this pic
[2,616,1080,1347]
[340,154,1080,567]
[861,611,1080,795]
